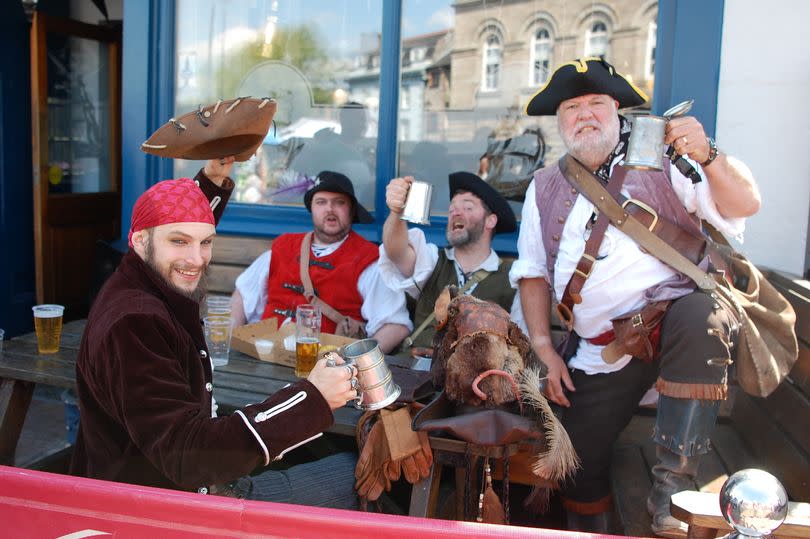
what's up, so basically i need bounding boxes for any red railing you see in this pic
[0,465,639,538]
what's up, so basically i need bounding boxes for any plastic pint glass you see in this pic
[295,304,321,377]
[32,304,65,354]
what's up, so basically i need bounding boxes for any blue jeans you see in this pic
[240,452,358,510]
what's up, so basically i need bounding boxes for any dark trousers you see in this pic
[560,291,735,506]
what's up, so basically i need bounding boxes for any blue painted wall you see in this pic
[0,3,36,338]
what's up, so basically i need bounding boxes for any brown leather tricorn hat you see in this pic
[141,97,277,162]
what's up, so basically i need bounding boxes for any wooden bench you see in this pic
[208,234,274,296]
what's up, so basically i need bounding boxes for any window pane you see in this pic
[174,0,382,210]
[398,0,656,216]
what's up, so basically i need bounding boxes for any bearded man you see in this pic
[231,170,411,353]
[71,159,360,508]
[379,172,521,350]
[511,58,761,536]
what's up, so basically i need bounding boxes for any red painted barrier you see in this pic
[0,466,636,538]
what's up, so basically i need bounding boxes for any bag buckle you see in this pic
[631,313,644,328]
[622,199,659,231]
[574,254,597,278]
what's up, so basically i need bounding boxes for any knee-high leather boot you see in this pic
[647,396,721,539]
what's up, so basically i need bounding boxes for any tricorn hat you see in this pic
[141,97,277,162]
[525,57,648,116]
[304,170,374,224]
[449,171,517,234]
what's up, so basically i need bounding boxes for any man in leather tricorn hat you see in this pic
[380,172,522,351]
[510,57,761,536]
[231,170,412,353]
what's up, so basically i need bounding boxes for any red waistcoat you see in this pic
[261,231,379,334]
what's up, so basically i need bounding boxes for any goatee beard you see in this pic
[447,220,485,248]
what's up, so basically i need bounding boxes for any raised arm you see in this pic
[382,177,418,277]
[666,117,761,218]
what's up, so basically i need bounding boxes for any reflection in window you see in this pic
[482,31,501,92]
[585,20,610,58]
[173,0,382,210]
[531,27,553,86]
[645,21,657,80]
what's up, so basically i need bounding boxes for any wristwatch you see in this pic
[701,137,718,167]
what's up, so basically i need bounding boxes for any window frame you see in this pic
[122,0,727,256]
[481,29,502,93]
[584,18,610,58]
[530,26,553,87]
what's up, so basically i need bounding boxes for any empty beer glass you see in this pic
[205,295,232,324]
[203,316,232,368]
[295,304,321,377]
[32,304,64,354]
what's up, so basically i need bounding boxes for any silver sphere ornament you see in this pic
[719,469,788,539]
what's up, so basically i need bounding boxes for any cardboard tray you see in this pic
[231,318,355,368]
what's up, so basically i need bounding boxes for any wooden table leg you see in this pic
[409,461,442,517]
[0,378,36,466]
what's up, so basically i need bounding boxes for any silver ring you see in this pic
[344,364,354,377]
[350,377,359,390]
[325,356,337,368]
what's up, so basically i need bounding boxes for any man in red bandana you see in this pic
[71,158,360,508]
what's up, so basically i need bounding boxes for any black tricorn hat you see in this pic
[525,57,648,116]
[448,171,517,234]
[304,170,374,224]
[141,97,277,162]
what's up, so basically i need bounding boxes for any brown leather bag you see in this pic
[603,300,672,363]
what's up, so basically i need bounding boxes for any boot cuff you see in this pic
[655,377,727,400]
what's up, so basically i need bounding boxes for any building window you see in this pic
[645,21,657,80]
[530,27,553,86]
[482,32,501,92]
[584,20,609,58]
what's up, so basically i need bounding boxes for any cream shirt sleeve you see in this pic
[234,250,271,325]
[357,262,414,335]
[668,160,746,239]
[377,228,440,300]
[509,180,550,287]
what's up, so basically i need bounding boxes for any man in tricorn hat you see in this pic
[380,172,521,350]
[72,158,361,507]
[511,58,760,536]
[231,170,411,353]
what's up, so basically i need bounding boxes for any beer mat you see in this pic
[389,364,434,404]
[380,407,422,461]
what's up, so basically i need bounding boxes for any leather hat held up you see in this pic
[141,97,277,162]
[449,171,517,234]
[525,57,648,116]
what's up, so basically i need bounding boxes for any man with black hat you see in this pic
[231,170,411,353]
[380,172,521,350]
[511,57,760,536]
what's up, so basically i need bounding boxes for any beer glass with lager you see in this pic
[295,304,321,377]
[32,304,65,354]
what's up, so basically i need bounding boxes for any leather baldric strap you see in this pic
[559,160,629,321]
[561,155,716,297]
[402,266,493,349]
[298,231,356,329]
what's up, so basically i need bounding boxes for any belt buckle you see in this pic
[574,253,597,279]
[622,199,659,231]
[631,313,644,328]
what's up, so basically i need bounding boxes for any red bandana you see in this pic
[128,178,215,247]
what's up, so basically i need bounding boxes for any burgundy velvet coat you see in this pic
[70,172,334,492]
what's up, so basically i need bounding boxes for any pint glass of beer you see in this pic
[295,304,321,377]
[32,304,65,354]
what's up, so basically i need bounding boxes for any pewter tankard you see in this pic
[342,338,401,410]
[400,180,433,225]
[625,100,694,171]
